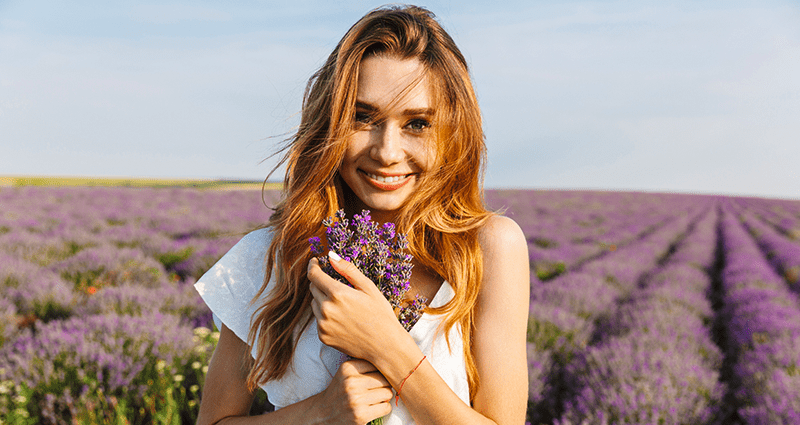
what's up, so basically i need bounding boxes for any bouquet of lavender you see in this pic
[309,210,427,424]
[309,209,427,332]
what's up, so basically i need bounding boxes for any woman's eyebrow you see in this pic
[355,101,433,116]
[355,101,378,112]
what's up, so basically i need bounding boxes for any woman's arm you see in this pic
[471,215,530,422]
[196,323,394,425]
[309,215,530,424]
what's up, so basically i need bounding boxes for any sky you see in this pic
[1,0,799,199]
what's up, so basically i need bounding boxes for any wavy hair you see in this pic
[247,5,494,402]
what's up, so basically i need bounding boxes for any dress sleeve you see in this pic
[193,228,273,344]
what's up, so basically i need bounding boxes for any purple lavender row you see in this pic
[487,191,715,281]
[734,197,800,240]
[555,207,724,424]
[718,206,800,423]
[737,210,800,290]
[526,204,708,422]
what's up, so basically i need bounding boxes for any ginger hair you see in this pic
[247,5,493,403]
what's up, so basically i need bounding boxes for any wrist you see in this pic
[371,327,424,389]
[303,391,328,424]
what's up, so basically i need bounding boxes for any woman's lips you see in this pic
[359,170,413,191]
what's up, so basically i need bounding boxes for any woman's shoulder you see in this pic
[476,214,526,254]
[234,227,274,253]
[193,227,275,342]
[475,214,529,299]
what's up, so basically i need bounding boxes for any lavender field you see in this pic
[1,186,799,424]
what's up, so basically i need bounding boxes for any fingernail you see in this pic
[328,250,341,262]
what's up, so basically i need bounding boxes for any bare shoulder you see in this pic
[476,214,528,295]
[477,214,527,257]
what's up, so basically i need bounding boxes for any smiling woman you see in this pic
[193,5,529,425]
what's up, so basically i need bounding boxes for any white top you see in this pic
[194,228,470,423]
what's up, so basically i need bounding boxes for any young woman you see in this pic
[194,5,529,424]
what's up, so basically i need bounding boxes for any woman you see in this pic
[194,5,529,424]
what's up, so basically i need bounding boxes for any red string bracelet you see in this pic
[395,355,426,406]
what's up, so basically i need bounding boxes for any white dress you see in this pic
[194,228,470,424]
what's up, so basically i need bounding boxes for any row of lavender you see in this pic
[557,206,725,424]
[514,188,800,424]
[718,202,800,422]
[733,200,800,290]
[484,190,705,281]
[736,196,800,241]
[521,195,722,423]
[0,186,277,423]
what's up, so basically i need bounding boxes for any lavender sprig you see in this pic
[309,209,425,332]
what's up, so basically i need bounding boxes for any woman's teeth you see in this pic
[366,173,407,183]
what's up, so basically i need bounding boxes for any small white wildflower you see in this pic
[14,407,29,417]
[192,361,201,370]
[0,381,13,394]
[12,395,26,404]
[211,331,220,341]
[190,385,199,393]
[202,366,209,374]
[193,327,211,338]
[156,360,167,373]
[174,375,184,383]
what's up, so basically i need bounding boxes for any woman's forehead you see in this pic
[356,55,431,113]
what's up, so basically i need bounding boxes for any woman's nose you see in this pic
[369,124,405,165]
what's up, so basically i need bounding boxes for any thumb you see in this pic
[328,250,380,295]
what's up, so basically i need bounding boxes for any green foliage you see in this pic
[531,237,558,249]
[534,261,566,281]
[32,299,73,323]
[527,317,578,354]
[157,247,195,270]
[0,382,38,425]
[62,268,106,292]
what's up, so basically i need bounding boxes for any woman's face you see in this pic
[339,55,435,222]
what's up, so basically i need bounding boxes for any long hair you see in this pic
[247,5,493,402]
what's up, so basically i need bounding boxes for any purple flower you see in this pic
[309,210,424,332]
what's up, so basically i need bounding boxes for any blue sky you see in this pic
[1,1,799,199]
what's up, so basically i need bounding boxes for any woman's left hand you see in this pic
[307,252,405,363]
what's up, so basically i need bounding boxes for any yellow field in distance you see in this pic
[0,175,281,190]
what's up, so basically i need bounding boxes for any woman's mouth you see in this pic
[359,170,413,190]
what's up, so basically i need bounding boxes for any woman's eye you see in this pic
[355,112,372,124]
[406,119,430,131]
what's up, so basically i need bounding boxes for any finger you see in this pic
[308,280,327,302]
[340,361,391,389]
[307,258,339,297]
[362,371,392,389]
[340,358,382,375]
[327,251,381,295]
[310,296,321,321]
[362,386,394,406]
[364,399,392,421]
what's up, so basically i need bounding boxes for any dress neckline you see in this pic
[407,280,453,335]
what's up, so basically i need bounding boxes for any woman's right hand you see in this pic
[312,358,393,424]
